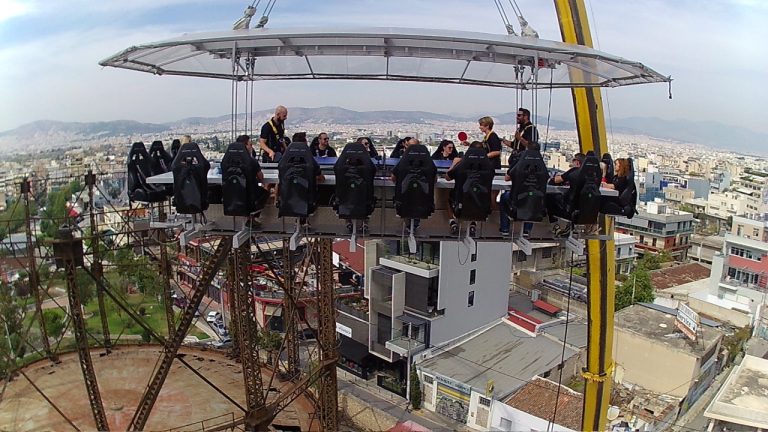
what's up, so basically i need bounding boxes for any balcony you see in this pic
[719,276,767,292]
[380,255,439,278]
[385,314,428,357]
[386,336,426,357]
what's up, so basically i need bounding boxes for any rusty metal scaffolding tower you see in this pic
[54,228,110,431]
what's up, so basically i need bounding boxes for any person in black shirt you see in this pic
[477,116,502,169]
[357,137,380,160]
[390,137,417,159]
[503,108,539,167]
[312,132,337,157]
[432,139,458,161]
[259,105,288,162]
[551,153,585,186]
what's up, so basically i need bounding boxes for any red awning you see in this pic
[533,300,561,316]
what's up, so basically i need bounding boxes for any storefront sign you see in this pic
[335,322,352,337]
[676,303,700,341]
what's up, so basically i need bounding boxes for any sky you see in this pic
[0,0,766,134]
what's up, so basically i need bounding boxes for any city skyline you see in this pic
[1,0,766,135]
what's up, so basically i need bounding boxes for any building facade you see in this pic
[615,201,694,261]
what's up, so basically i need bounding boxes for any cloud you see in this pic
[0,0,766,135]
[0,0,32,23]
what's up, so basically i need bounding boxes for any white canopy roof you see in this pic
[100,27,670,89]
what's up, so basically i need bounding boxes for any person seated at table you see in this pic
[602,158,629,192]
[357,136,380,160]
[390,136,418,158]
[431,139,458,161]
[311,132,337,157]
[444,141,491,235]
[551,153,585,186]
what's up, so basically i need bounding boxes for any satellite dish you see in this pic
[457,131,468,142]
[607,406,620,421]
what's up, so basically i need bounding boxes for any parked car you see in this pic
[212,337,232,349]
[206,311,222,323]
[212,322,229,338]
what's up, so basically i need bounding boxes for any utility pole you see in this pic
[21,178,53,359]
[86,170,111,352]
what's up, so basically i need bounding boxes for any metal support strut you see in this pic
[86,170,111,351]
[554,1,617,430]
[21,178,53,359]
[282,240,300,378]
[58,231,110,431]
[316,238,339,431]
[129,237,230,431]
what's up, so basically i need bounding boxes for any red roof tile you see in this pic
[650,263,711,290]
[505,377,584,430]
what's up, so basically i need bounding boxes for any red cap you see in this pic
[457,131,468,142]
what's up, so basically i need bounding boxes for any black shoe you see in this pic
[346,221,353,233]
[449,219,458,235]
[469,222,477,237]
[361,222,369,235]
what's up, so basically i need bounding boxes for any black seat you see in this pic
[172,142,210,214]
[392,144,437,219]
[333,143,376,219]
[221,142,267,217]
[505,149,549,221]
[601,153,614,181]
[566,153,602,224]
[148,140,174,198]
[450,147,493,221]
[171,139,181,160]
[127,141,167,203]
[277,142,319,218]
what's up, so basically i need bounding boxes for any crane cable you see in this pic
[492,0,517,35]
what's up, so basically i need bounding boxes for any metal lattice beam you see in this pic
[129,237,230,431]
[21,178,53,359]
[235,242,266,415]
[86,171,111,351]
[227,252,241,360]
[316,238,338,431]
[60,241,110,431]
[282,240,299,378]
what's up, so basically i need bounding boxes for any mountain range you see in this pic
[0,107,766,156]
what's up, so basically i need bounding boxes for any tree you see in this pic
[75,268,96,306]
[615,267,654,310]
[0,283,26,375]
[409,368,422,410]
[42,309,66,337]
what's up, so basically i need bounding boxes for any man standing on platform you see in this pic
[259,105,288,162]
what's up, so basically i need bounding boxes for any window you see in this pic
[517,252,527,262]
[468,291,475,307]
[652,238,657,247]
[469,269,476,285]
[541,248,552,259]
[478,396,491,407]
[471,252,477,262]
[499,418,512,431]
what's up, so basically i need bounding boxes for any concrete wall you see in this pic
[430,241,511,346]
[688,293,752,328]
[488,399,577,432]
[613,328,698,398]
